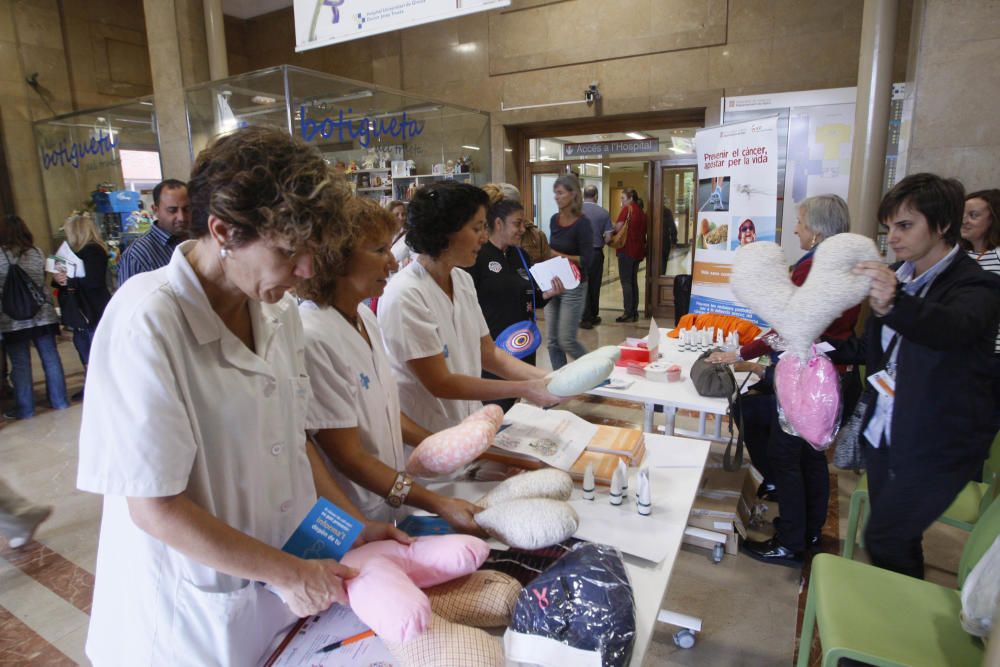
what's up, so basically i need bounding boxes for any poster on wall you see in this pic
[690,116,779,325]
[295,0,511,52]
[722,87,857,265]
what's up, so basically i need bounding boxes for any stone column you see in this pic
[203,0,228,80]
[847,0,898,239]
[143,0,192,180]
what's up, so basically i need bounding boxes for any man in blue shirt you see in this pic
[117,179,190,284]
[580,185,612,328]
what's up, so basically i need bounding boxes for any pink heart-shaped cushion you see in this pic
[730,234,880,358]
[406,410,500,477]
[774,353,841,449]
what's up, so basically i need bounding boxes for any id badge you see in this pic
[867,370,896,399]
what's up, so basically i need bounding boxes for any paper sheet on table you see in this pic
[266,604,395,667]
[528,256,580,291]
[570,491,676,563]
[45,242,85,277]
[495,404,595,471]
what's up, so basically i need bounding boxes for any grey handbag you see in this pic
[691,349,745,471]
[832,389,873,471]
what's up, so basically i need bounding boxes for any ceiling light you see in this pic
[251,95,276,105]
[504,148,513,152]
[625,132,648,140]
[461,145,480,151]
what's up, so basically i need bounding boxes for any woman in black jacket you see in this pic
[832,173,1000,579]
[54,212,111,399]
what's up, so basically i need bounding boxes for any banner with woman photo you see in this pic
[690,116,779,325]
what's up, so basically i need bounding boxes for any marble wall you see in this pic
[904,0,1000,190]
[0,0,154,248]
[229,0,913,183]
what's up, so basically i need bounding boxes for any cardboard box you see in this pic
[687,466,747,556]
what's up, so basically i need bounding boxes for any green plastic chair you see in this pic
[798,495,1000,666]
[843,431,1000,560]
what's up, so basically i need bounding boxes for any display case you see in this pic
[33,97,160,263]
[184,66,491,205]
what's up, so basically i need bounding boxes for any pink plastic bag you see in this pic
[774,350,842,450]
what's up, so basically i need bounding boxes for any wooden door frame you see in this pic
[649,160,699,321]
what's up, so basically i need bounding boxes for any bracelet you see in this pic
[385,472,413,508]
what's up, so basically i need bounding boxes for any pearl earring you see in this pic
[219,247,230,259]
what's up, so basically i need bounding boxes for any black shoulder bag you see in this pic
[690,348,751,472]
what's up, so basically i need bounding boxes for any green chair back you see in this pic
[958,489,1000,587]
[985,429,1000,483]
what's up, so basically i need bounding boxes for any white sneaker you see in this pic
[3,505,53,549]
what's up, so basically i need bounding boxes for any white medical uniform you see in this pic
[378,260,489,433]
[77,241,316,667]
[299,302,404,522]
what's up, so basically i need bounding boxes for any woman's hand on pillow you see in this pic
[541,276,566,300]
[356,520,414,548]
[707,350,739,364]
[521,378,563,407]
[280,558,359,616]
[434,497,487,537]
[853,260,897,316]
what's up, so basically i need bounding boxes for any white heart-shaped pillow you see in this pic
[730,234,880,358]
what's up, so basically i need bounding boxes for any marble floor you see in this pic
[0,317,967,666]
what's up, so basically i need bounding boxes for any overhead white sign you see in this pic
[295,0,511,52]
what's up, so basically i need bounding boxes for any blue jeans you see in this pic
[72,327,96,367]
[545,280,588,370]
[5,333,69,418]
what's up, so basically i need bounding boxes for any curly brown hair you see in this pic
[187,126,351,252]
[297,196,398,307]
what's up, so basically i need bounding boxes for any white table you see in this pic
[433,435,711,666]
[589,329,750,441]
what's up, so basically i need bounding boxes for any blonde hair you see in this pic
[64,212,106,253]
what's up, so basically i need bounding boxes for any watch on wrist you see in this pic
[386,472,413,508]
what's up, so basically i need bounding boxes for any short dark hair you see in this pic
[962,189,1000,252]
[187,126,350,251]
[405,181,488,258]
[877,172,964,245]
[583,185,599,200]
[0,214,34,254]
[152,178,187,207]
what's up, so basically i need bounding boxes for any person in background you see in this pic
[0,214,69,420]
[298,197,483,532]
[116,178,190,284]
[829,173,1000,578]
[467,185,564,411]
[387,199,412,271]
[712,195,860,566]
[613,187,647,323]
[580,185,612,329]
[54,212,112,401]
[76,127,407,667]
[661,205,678,275]
[378,181,560,434]
[960,188,1000,429]
[546,174,593,368]
[0,475,51,548]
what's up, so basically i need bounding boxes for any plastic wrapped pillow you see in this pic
[774,350,842,449]
[547,357,615,397]
[504,542,636,667]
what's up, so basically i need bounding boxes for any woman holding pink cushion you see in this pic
[298,197,484,534]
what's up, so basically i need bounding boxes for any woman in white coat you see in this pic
[298,197,482,533]
[378,181,559,434]
[76,127,407,667]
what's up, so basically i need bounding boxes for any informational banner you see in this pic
[563,138,658,157]
[295,0,511,52]
[722,87,857,265]
[690,116,779,324]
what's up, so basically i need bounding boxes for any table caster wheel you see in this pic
[673,628,696,649]
[711,543,724,563]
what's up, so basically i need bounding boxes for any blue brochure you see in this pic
[397,514,455,537]
[282,497,363,561]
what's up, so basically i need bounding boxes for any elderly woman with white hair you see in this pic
[710,194,860,567]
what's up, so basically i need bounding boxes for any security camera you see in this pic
[585,83,600,105]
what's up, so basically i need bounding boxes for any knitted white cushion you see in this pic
[475,498,579,549]
[730,234,880,358]
[547,356,614,396]
[476,469,574,509]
